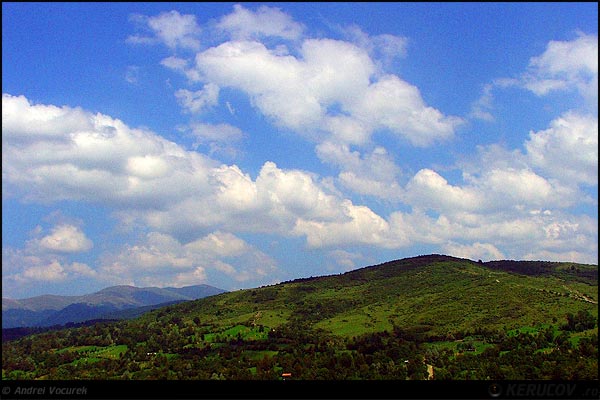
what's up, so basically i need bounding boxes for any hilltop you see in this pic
[146,254,595,338]
[2,255,597,382]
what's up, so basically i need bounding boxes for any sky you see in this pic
[2,2,598,299]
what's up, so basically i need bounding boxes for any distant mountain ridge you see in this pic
[2,284,226,328]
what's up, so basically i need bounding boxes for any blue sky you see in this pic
[2,2,598,298]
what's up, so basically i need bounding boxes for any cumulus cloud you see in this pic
[20,260,69,282]
[316,141,403,199]
[3,94,403,253]
[4,91,597,267]
[2,93,218,207]
[523,33,598,102]
[2,223,98,297]
[99,231,278,288]
[399,98,597,262]
[405,169,483,214]
[163,28,461,203]
[217,4,304,40]
[350,74,463,146]
[153,6,461,205]
[294,200,399,248]
[4,13,599,298]
[442,242,505,262]
[177,36,461,144]
[525,112,598,186]
[522,249,597,265]
[38,224,93,253]
[389,208,597,263]
[1,93,94,142]
[127,10,201,51]
[424,138,588,217]
[475,168,577,209]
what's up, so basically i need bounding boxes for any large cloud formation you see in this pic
[2,5,597,297]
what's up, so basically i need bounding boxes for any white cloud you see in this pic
[350,74,463,146]
[126,155,172,180]
[2,229,98,297]
[156,9,461,205]
[179,31,461,204]
[323,115,371,146]
[370,33,408,61]
[38,224,93,254]
[4,95,402,252]
[143,161,345,236]
[316,141,403,199]
[21,260,68,282]
[255,161,346,223]
[217,4,304,40]
[1,93,93,142]
[475,167,576,209]
[175,83,220,113]
[185,231,250,257]
[442,242,505,262]
[327,249,371,273]
[166,267,208,289]
[398,105,597,261]
[6,14,600,289]
[294,200,397,248]
[160,56,188,70]
[191,38,461,143]
[524,33,598,102]
[128,11,201,51]
[389,208,597,263]
[5,93,595,265]
[525,112,598,186]
[405,169,483,214]
[2,94,218,207]
[522,250,597,265]
[193,40,321,130]
[68,262,98,278]
[99,231,278,288]
[342,24,407,70]
[440,141,587,214]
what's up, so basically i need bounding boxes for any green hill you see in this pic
[2,255,597,381]
[164,254,596,337]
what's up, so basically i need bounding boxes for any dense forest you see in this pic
[2,311,597,380]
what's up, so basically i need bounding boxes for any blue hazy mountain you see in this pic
[2,284,226,328]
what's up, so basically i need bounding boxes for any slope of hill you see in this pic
[141,254,595,338]
[2,255,597,381]
[2,284,226,328]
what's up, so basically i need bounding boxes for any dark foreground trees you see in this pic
[2,316,598,380]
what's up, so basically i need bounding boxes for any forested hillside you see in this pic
[2,255,597,380]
